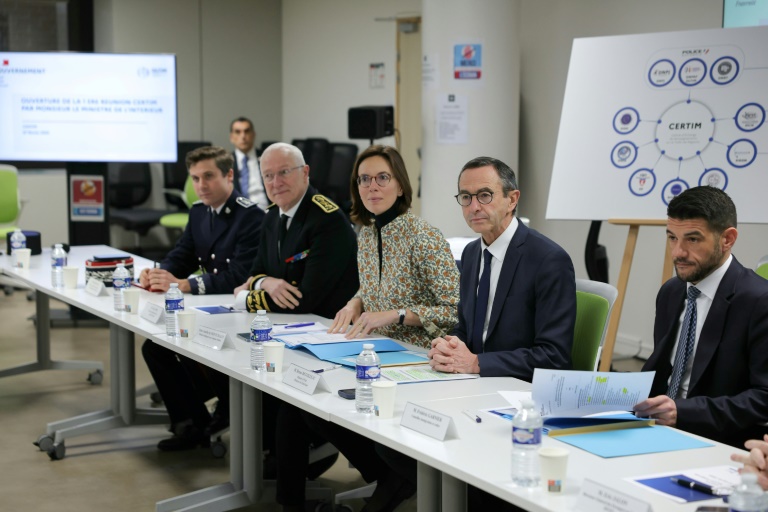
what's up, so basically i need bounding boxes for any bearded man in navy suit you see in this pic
[634,186,768,448]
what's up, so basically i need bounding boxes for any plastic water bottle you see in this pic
[50,244,67,288]
[729,472,768,512]
[249,310,271,371]
[10,229,26,268]
[511,398,542,487]
[164,283,184,337]
[355,343,380,413]
[112,263,132,312]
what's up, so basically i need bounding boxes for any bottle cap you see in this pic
[170,283,178,288]
[521,398,535,408]
[363,343,374,349]
[257,310,266,315]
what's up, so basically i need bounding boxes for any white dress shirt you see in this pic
[477,216,518,344]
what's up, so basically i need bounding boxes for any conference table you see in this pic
[0,245,745,512]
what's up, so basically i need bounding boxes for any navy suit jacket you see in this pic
[642,257,768,447]
[163,191,264,295]
[453,222,576,379]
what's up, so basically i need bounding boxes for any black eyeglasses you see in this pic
[454,191,494,206]
[356,173,392,188]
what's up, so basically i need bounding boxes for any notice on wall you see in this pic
[369,63,385,89]
[70,175,104,222]
[453,43,482,80]
[422,53,439,90]
[436,93,468,145]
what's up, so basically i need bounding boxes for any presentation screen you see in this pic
[724,0,768,28]
[0,52,177,162]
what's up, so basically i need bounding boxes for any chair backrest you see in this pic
[572,278,619,371]
[108,162,153,208]
[183,175,199,207]
[757,255,768,280]
[325,143,358,204]
[302,138,331,190]
[291,139,306,154]
[163,141,210,208]
[0,165,20,224]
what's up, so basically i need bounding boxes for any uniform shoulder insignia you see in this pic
[311,194,339,213]
[266,202,276,209]
[236,196,255,208]
[191,200,204,207]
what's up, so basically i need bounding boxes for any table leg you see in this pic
[418,461,441,512]
[442,472,467,512]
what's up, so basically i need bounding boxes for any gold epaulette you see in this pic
[311,194,339,213]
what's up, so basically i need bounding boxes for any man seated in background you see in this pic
[229,116,270,210]
[633,186,768,449]
[141,145,264,450]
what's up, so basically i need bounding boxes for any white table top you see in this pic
[1,245,745,511]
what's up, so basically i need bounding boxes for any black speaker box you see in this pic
[348,106,394,140]
[6,230,42,255]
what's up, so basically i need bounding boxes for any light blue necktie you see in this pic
[667,286,701,399]
[240,155,249,194]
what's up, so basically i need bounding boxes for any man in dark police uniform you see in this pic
[141,145,264,450]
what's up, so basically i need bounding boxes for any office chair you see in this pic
[159,176,199,235]
[291,138,306,154]
[324,143,358,212]
[757,255,768,280]
[302,138,331,191]
[108,162,170,249]
[163,141,210,209]
[572,278,618,371]
[0,164,30,296]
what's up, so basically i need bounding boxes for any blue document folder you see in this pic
[288,338,405,360]
[555,425,713,458]
[325,350,429,368]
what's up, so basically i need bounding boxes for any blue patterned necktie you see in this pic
[240,155,249,194]
[667,286,701,399]
[471,249,493,354]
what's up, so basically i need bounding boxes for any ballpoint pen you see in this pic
[285,322,315,329]
[462,409,482,423]
[670,477,730,496]
[313,364,341,374]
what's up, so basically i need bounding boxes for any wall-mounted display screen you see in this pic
[723,0,768,28]
[0,52,177,162]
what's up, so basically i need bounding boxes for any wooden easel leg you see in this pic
[598,225,639,371]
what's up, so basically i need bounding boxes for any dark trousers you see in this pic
[275,403,385,505]
[376,444,524,512]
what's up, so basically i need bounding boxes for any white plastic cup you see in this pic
[263,341,285,373]
[63,266,79,288]
[371,380,397,419]
[122,288,140,314]
[14,248,31,270]
[176,310,197,339]
[539,446,569,492]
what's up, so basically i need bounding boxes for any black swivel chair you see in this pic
[163,141,210,209]
[108,162,170,251]
[324,143,358,214]
[291,138,306,154]
[301,138,331,191]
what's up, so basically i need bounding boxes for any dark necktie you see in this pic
[278,214,289,254]
[209,208,215,231]
[667,286,701,399]
[471,249,493,354]
[240,155,249,194]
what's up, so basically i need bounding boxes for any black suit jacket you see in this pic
[245,186,359,319]
[162,191,264,295]
[453,222,576,379]
[642,257,768,447]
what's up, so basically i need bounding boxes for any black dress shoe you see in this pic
[204,407,229,437]
[157,424,210,452]
[361,470,416,512]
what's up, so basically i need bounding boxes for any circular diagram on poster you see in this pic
[734,103,766,132]
[648,59,676,87]
[679,58,707,87]
[727,139,757,168]
[628,169,656,196]
[698,168,728,190]
[611,140,638,168]
[655,100,715,160]
[613,107,640,134]
[710,56,740,85]
[661,178,689,205]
